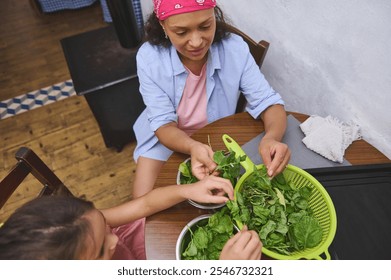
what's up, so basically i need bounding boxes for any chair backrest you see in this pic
[0,147,73,209]
[225,24,270,113]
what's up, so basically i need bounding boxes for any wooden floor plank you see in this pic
[0,1,108,100]
[0,94,137,221]
[0,2,137,222]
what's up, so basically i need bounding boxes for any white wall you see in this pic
[140,0,391,159]
[140,0,153,17]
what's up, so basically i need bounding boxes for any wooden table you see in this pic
[145,112,391,259]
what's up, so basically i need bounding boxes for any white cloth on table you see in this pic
[300,115,361,163]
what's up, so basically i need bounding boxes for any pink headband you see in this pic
[153,0,217,20]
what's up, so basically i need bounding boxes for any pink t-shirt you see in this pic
[177,64,208,135]
[110,218,146,260]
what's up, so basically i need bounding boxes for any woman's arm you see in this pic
[155,122,199,154]
[156,122,217,179]
[259,104,291,177]
[101,176,233,227]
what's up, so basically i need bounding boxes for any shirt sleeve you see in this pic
[136,44,178,132]
[236,37,285,119]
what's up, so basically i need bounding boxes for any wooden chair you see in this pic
[225,24,270,113]
[0,147,73,209]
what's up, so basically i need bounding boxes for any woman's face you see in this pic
[161,8,216,66]
[83,209,119,260]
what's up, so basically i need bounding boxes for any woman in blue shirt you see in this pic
[132,0,290,198]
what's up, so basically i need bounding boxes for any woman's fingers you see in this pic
[260,140,291,178]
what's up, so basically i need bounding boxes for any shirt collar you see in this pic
[207,42,221,77]
[170,46,186,75]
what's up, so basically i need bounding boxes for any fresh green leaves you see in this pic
[213,150,246,186]
[178,160,198,184]
[182,209,235,260]
[178,150,246,186]
[228,165,323,256]
[290,216,324,250]
[180,153,324,258]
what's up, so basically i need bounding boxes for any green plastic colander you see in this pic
[223,134,337,260]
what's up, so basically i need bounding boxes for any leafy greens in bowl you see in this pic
[177,150,246,209]
[176,209,238,260]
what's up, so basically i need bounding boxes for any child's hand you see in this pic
[219,226,263,260]
[184,176,234,204]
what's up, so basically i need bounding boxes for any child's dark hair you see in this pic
[143,6,231,48]
[0,195,95,260]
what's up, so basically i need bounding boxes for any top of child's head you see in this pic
[0,195,118,260]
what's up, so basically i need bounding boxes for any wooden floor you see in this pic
[0,1,137,222]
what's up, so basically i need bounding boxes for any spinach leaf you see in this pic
[193,227,209,249]
[290,216,323,250]
[178,160,198,184]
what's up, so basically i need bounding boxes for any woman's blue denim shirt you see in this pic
[133,33,284,161]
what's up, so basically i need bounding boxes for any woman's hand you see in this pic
[183,176,234,204]
[220,226,263,260]
[258,104,290,178]
[189,143,217,180]
[259,137,291,178]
